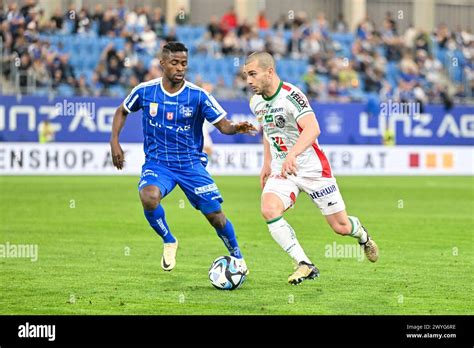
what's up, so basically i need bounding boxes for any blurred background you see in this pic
[0,0,473,175]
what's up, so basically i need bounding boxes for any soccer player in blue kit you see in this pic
[110,42,256,273]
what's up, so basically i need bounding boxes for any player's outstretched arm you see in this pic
[110,104,129,170]
[213,118,257,135]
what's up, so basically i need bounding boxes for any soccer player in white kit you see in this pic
[244,52,379,285]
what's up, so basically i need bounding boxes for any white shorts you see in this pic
[262,174,346,216]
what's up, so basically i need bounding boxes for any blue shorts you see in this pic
[138,162,223,214]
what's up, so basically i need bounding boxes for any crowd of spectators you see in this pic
[0,1,472,104]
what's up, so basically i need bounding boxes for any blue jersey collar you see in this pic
[160,79,187,97]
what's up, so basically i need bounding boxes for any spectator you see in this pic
[338,61,359,90]
[28,58,50,87]
[116,0,128,21]
[273,14,292,31]
[222,30,240,55]
[287,30,302,59]
[50,8,64,31]
[312,12,329,37]
[197,32,222,58]
[207,15,221,38]
[301,32,321,57]
[75,75,93,96]
[404,24,417,49]
[132,60,147,82]
[333,13,348,33]
[140,25,157,54]
[76,8,92,35]
[38,120,55,143]
[248,28,265,53]
[267,30,286,58]
[164,27,178,42]
[220,7,238,35]
[99,8,117,36]
[303,66,322,98]
[257,11,269,30]
[151,7,165,38]
[175,7,190,25]
[20,0,37,18]
[236,18,251,37]
[7,3,25,38]
[385,11,397,35]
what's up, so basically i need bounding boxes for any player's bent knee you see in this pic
[139,186,161,211]
[261,193,285,221]
[205,211,226,229]
[261,203,283,221]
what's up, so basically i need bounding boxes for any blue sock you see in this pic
[215,219,243,259]
[144,205,176,243]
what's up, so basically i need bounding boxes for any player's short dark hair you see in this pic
[162,42,188,57]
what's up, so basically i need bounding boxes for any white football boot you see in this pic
[161,240,178,271]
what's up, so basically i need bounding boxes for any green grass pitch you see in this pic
[1,175,472,315]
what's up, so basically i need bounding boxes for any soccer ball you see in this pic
[208,256,246,290]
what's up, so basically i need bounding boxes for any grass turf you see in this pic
[0,176,472,315]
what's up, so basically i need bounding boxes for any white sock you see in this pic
[348,216,368,243]
[267,217,312,264]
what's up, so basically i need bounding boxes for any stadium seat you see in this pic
[57,84,75,97]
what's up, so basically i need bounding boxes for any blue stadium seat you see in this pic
[57,84,75,97]
[330,32,355,46]
[108,85,125,97]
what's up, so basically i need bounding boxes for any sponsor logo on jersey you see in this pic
[309,185,337,200]
[141,169,158,178]
[271,136,288,152]
[286,91,308,112]
[270,107,284,113]
[149,103,158,117]
[275,115,286,128]
[265,115,274,123]
[194,183,219,195]
[167,112,174,120]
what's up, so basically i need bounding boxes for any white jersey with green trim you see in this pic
[249,81,333,178]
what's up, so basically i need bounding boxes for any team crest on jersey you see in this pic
[180,106,194,118]
[167,112,174,120]
[275,115,286,128]
[149,103,158,117]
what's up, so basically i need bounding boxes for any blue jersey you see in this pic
[122,78,226,168]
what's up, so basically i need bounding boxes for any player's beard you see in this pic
[260,78,273,97]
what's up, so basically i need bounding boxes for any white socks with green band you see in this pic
[348,216,368,244]
[266,216,312,264]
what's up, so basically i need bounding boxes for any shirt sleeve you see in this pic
[200,90,227,124]
[285,87,314,123]
[122,85,143,113]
